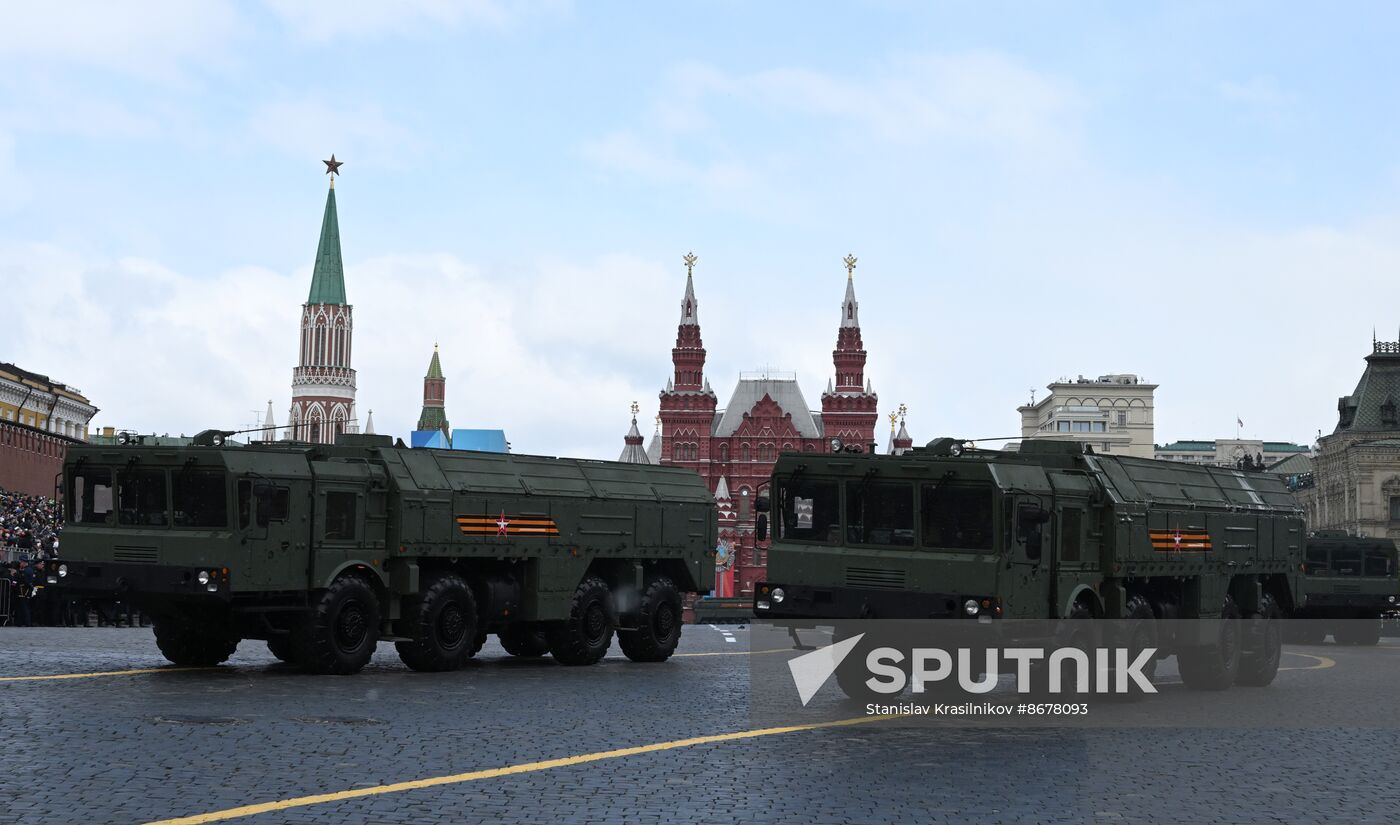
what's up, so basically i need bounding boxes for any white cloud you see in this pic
[263,0,569,41]
[0,1,242,81]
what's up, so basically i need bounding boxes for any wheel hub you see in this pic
[336,601,368,651]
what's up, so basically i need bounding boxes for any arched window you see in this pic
[741,444,751,462]
[718,443,729,462]
[738,488,752,519]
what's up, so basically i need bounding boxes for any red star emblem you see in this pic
[496,511,510,536]
[1172,531,1183,549]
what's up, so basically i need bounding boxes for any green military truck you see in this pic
[754,438,1306,690]
[49,433,715,674]
[1287,531,1399,645]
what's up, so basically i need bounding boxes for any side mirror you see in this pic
[754,495,770,513]
[755,513,769,542]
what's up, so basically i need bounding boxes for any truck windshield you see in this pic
[117,469,168,527]
[173,469,227,528]
[1365,546,1395,577]
[70,467,114,524]
[921,484,994,551]
[776,478,840,543]
[845,480,915,546]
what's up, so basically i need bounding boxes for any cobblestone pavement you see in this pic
[1,626,1396,824]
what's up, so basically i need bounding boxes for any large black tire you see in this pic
[1118,595,1158,696]
[266,636,298,664]
[396,573,479,672]
[499,624,551,657]
[547,576,616,665]
[153,613,239,667]
[294,575,381,675]
[1178,596,1242,691]
[618,576,683,663]
[1236,593,1282,687]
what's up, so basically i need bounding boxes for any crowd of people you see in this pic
[0,486,145,627]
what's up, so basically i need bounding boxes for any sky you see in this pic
[4,1,1400,459]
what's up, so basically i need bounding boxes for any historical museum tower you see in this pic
[288,156,357,444]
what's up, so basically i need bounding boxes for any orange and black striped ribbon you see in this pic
[456,515,560,537]
[1149,529,1212,551]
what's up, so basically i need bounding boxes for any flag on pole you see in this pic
[1237,417,1244,428]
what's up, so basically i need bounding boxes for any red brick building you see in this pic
[0,363,97,497]
[623,254,883,597]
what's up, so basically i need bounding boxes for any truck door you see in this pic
[235,477,308,591]
[1008,498,1054,617]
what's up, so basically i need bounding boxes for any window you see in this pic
[1331,545,1362,576]
[1116,411,1127,427]
[1072,421,1091,432]
[173,469,227,528]
[718,444,729,462]
[776,478,840,543]
[117,469,168,526]
[70,467,113,524]
[239,482,290,528]
[846,481,915,546]
[1365,546,1394,577]
[921,484,993,551]
[323,491,357,540]
[738,488,752,520]
[1056,421,1071,432]
[741,444,751,462]
[1390,496,1400,522]
[1304,546,1328,575]
[1091,422,1106,432]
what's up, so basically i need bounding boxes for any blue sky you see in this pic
[4,1,1400,457]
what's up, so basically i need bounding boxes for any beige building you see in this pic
[1017,374,1156,458]
[1294,340,1400,541]
[1155,439,1309,468]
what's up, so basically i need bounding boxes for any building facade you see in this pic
[288,166,358,444]
[621,254,885,597]
[1155,439,1309,468]
[0,363,97,497]
[1294,339,1400,542]
[1017,374,1156,458]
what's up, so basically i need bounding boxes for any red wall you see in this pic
[0,420,74,498]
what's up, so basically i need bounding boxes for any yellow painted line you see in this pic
[146,714,896,825]
[1278,652,1335,671]
[0,666,215,683]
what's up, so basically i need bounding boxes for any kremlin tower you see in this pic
[288,156,357,444]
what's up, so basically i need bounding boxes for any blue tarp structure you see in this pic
[450,429,509,453]
[409,428,509,453]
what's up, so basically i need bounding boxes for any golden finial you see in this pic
[654,414,662,432]
[888,410,898,433]
[434,342,439,351]
[843,253,857,279]
[683,251,698,277]
[630,401,640,417]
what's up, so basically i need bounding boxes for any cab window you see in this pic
[173,469,227,528]
[846,481,914,546]
[921,484,994,551]
[117,469,168,527]
[1364,546,1394,577]
[776,478,840,543]
[324,491,357,541]
[70,467,114,524]
[1331,546,1362,576]
[1304,546,1328,575]
[256,484,290,526]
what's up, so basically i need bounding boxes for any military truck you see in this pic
[1287,531,1399,645]
[48,433,715,674]
[754,438,1306,691]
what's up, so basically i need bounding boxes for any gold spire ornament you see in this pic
[683,251,698,277]
[843,253,857,279]
[888,410,898,434]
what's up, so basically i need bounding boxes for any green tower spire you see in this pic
[307,171,347,306]
[426,344,444,379]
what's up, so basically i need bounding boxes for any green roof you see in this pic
[427,346,443,379]
[1336,348,1400,434]
[1156,441,1215,451]
[306,187,346,305]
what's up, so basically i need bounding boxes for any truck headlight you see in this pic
[197,570,210,585]
[1390,596,1396,604]
[964,599,979,616]
[57,564,68,578]
[206,583,219,592]
[771,587,786,604]
[756,600,771,610]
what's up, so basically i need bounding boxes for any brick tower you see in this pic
[417,344,449,437]
[820,254,878,447]
[288,156,357,444]
[657,252,718,476]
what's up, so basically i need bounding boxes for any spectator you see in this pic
[0,486,64,562]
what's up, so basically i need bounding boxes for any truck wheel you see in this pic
[619,576,683,663]
[548,576,616,665]
[396,573,479,672]
[499,625,550,657]
[295,575,381,675]
[153,613,239,667]
[1236,594,1282,687]
[1178,596,1242,691]
[1335,618,1381,646]
[266,636,298,664]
